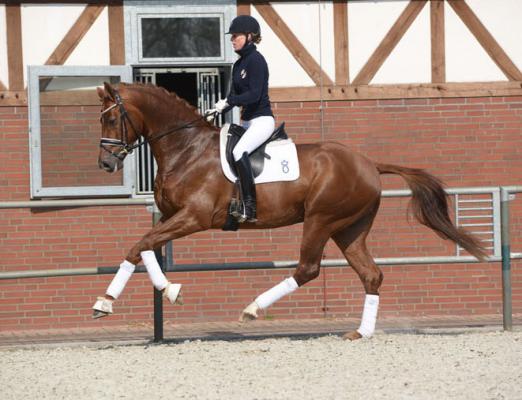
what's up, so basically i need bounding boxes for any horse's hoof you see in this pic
[239,302,259,322]
[92,310,110,319]
[163,283,183,305]
[92,296,113,319]
[343,330,363,341]
[174,293,184,305]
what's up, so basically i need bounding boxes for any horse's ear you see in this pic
[96,86,105,101]
[103,81,116,101]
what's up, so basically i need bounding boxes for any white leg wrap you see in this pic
[106,260,135,299]
[357,294,380,338]
[141,250,169,291]
[255,277,299,310]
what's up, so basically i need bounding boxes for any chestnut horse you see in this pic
[93,82,486,340]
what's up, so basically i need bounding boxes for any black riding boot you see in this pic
[234,152,257,222]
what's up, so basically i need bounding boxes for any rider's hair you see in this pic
[249,33,262,44]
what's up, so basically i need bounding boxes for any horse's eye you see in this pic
[108,117,117,126]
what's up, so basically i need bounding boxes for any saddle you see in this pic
[225,123,288,177]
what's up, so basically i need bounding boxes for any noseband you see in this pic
[99,89,214,161]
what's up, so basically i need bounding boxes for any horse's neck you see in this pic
[143,119,216,172]
[127,88,217,170]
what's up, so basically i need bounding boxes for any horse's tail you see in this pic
[376,163,487,261]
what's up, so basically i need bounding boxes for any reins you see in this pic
[99,89,216,160]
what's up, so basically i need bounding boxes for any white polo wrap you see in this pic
[141,250,169,291]
[357,294,380,338]
[106,260,135,299]
[255,277,298,310]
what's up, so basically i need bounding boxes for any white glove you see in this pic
[204,109,217,122]
[215,98,229,113]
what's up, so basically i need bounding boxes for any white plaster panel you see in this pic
[465,0,522,74]
[349,0,406,83]
[270,2,335,84]
[21,4,84,85]
[372,4,430,84]
[445,1,505,82]
[65,7,109,66]
[251,6,314,87]
[0,5,8,88]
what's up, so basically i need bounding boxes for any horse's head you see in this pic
[96,82,142,173]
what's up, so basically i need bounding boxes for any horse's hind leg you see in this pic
[240,218,330,321]
[332,210,383,340]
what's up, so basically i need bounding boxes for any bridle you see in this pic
[99,90,140,161]
[99,88,215,161]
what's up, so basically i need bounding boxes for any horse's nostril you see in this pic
[100,160,112,170]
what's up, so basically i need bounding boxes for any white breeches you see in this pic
[233,116,275,161]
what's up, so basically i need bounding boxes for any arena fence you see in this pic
[1,186,520,341]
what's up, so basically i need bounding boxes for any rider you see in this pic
[213,15,275,223]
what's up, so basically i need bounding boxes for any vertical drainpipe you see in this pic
[500,188,512,331]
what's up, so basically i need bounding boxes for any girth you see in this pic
[225,122,288,177]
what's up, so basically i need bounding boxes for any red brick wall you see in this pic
[1,96,521,331]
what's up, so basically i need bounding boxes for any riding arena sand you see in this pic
[1,330,520,400]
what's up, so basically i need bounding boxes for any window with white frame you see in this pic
[125,1,237,66]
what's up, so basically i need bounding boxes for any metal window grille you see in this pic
[455,190,501,257]
[133,68,222,194]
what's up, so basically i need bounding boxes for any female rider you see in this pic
[213,15,274,223]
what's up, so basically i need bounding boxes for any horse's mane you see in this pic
[120,82,202,121]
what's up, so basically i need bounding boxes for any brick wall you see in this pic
[0,96,521,331]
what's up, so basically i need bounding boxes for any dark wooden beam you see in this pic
[254,2,334,86]
[108,1,125,64]
[448,0,522,81]
[0,91,27,106]
[6,3,24,90]
[237,0,251,16]
[333,1,349,85]
[352,0,428,85]
[430,0,445,83]
[270,81,522,102]
[3,81,522,107]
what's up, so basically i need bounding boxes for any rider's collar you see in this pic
[235,41,256,57]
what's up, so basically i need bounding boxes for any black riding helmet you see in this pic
[226,15,260,35]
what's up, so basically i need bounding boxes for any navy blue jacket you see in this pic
[226,42,273,121]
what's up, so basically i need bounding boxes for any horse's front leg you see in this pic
[92,208,209,318]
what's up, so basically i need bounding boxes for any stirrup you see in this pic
[231,201,257,223]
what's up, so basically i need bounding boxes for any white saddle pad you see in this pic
[220,124,300,184]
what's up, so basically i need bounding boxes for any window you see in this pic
[125,2,237,65]
[140,15,222,60]
[27,65,134,198]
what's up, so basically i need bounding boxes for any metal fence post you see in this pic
[500,188,513,331]
[152,204,164,342]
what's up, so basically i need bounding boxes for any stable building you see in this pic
[0,1,521,331]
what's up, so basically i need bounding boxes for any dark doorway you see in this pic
[156,72,198,107]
